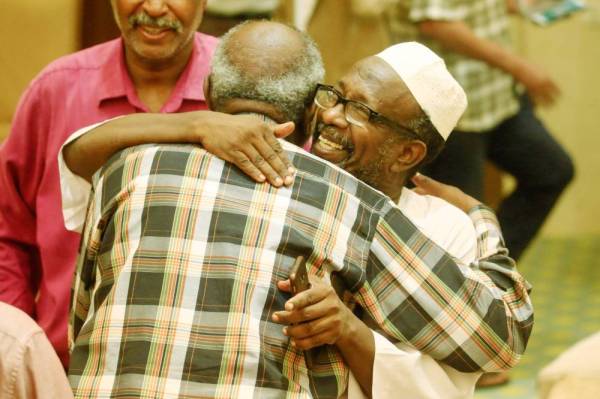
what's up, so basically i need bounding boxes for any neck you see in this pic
[124,44,194,112]
[379,174,409,203]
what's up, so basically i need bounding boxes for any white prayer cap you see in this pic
[375,42,467,140]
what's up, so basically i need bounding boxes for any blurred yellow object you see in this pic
[538,331,600,399]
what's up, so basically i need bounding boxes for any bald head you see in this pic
[227,21,307,79]
[209,20,324,133]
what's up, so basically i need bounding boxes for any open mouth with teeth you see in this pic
[312,124,354,164]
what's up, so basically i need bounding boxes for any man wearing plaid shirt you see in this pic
[386,0,572,387]
[384,1,574,261]
[67,23,533,398]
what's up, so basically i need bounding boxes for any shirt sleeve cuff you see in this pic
[366,330,480,398]
[467,204,506,259]
[58,117,121,233]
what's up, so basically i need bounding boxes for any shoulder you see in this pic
[400,187,470,221]
[398,188,477,261]
[30,39,121,88]
[0,302,42,345]
[283,141,392,211]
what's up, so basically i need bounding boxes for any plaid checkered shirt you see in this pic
[69,142,533,398]
[385,0,521,132]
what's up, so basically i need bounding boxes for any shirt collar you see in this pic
[179,33,213,102]
[96,38,129,104]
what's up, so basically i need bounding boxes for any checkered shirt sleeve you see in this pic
[407,0,469,22]
[358,201,533,372]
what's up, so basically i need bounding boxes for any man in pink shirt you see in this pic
[0,0,292,368]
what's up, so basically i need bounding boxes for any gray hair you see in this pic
[398,114,444,178]
[406,115,444,166]
[209,21,325,125]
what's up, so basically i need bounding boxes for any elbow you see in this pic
[485,310,535,372]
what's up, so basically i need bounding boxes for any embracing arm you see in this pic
[359,188,533,373]
[63,111,296,186]
[272,278,376,397]
[271,277,480,398]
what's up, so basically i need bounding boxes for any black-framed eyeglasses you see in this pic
[313,84,420,138]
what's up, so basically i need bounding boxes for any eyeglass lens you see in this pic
[315,87,369,127]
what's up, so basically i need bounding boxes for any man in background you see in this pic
[201,0,280,36]
[385,0,572,386]
[0,302,72,399]
[385,0,574,261]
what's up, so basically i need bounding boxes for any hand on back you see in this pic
[196,113,296,187]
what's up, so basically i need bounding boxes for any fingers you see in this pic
[256,132,295,186]
[277,279,292,293]
[285,281,331,311]
[531,84,559,107]
[240,145,285,187]
[411,173,444,196]
[537,80,561,107]
[272,283,335,325]
[411,173,480,212]
[273,122,295,139]
[273,297,334,324]
[291,331,337,350]
[231,151,266,183]
[284,317,341,349]
[205,115,296,187]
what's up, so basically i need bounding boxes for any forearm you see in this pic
[418,20,526,79]
[367,218,533,371]
[336,314,375,398]
[63,112,206,182]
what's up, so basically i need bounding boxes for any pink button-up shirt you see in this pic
[0,33,218,367]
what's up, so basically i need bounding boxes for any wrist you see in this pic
[506,57,529,83]
[182,111,208,144]
[336,309,363,348]
[461,197,482,213]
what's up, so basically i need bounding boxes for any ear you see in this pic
[203,75,212,109]
[389,140,427,174]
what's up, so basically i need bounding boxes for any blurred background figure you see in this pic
[0,302,72,399]
[538,331,600,399]
[200,0,280,36]
[384,0,574,263]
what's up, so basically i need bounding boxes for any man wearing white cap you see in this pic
[283,41,491,398]
[61,23,531,398]
[311,42,478,264]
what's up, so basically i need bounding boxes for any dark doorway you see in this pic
[81,2,120,49]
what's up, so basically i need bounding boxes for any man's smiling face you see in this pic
[310,56,423,192]
[111,0,206,65]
